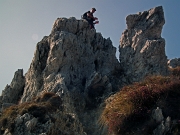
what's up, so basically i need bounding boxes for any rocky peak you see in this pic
[0,16,122,135]
[21,17,120,103]
[0,17,119,135]
[0,69,25,105]
[0,6,175,135]
[119,6,168,83]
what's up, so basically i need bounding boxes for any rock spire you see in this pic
[0,6,175,135]
[119,6,169,82]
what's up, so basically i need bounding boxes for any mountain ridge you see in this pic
[0,6,179,135]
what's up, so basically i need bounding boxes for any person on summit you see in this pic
[82,8,99,29]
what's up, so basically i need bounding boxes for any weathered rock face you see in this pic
[21,17,120,103]
[152,107,172,135]
[119,6,169,82]
[0,17,121,135]
[1,6,175,135]
[168,58,180,68]
[1,17,120,135]
[0,69,25,106]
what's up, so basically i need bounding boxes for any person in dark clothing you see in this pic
[82,8,99,29]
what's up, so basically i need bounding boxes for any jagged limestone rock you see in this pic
[0,69,25,105]
[152,107,172,135]
[3,111,86,135]
[25,117,38,131]
[168,58,180,68]
[1,6,174,135]
[1,92,85,135]
[153,121,165,135]
[119,6,168,82]
[21,17,120,103]
[11,17,120,135]
[152,107,164,123]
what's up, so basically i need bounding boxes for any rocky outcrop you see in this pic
[119,6,169,82]
[1,6,177,135]
[0,69,25,108]
[152,107,178,135]
[21,17,120,103]
[168,58,180,68]
[1,93,86,135]
[0,17,120,135]
[7,112,85,135]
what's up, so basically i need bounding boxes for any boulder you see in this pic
[168,58,180,68]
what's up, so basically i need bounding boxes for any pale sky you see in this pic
[0,0,180,93]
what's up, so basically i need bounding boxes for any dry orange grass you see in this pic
[170,66,180,77]
[0,92,62,133]
[101,74,180,135]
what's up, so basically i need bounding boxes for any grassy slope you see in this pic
[0,92,62,133]
[101,66,180,135]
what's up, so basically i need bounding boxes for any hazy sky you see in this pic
[0,0,180,93]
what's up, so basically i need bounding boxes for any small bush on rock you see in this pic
[0,92,62,133]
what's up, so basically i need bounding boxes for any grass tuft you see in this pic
[0,92,62,133]
[170,66,180,77]
[101,75,180,135]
